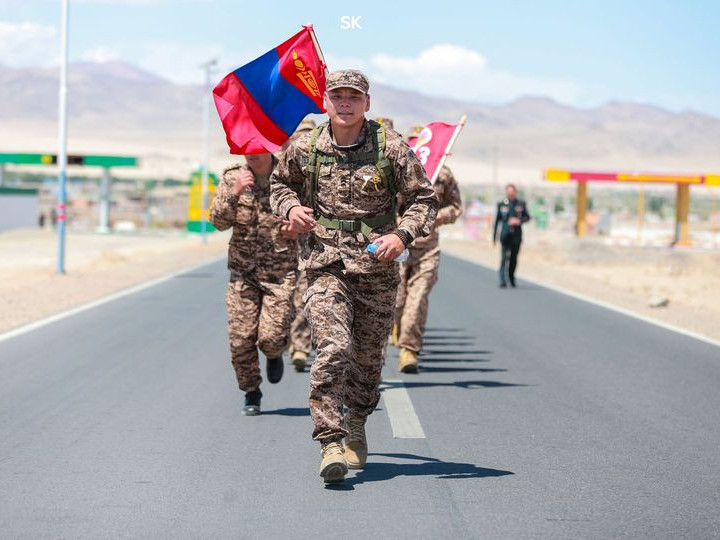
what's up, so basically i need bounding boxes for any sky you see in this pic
[1,0,719,115]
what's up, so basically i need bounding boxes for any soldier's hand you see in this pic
[373,234,405,262]
[288,206,316,233]
[434,214,447,229]
[508,217,521,226]
[279,220,299,240]
[232,170,255,195]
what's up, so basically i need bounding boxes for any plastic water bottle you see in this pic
[366,242,409,263]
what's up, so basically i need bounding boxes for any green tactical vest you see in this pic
[305,120,397,238]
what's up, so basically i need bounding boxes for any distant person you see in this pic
[493,183,530,288]
[209,153,299,416]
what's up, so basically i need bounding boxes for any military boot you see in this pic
[389,323,400,348]
[344,414,368,469]
[320,441,347,484]
[398,348,419,373]
[266,356,284,384]
[242,389,262,416]
[291,350,308,372]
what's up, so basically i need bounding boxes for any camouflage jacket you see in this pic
[270,120,438,273]
[209,163,298,281]
[402,165,463,252]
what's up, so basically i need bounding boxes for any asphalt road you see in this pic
[1,255,719,539]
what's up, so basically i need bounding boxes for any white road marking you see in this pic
[0,256,226,345]
[381,380,426,439]
[448,252,720,349]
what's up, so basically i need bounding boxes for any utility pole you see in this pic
[199,59,217,244]
[57,0,69,273]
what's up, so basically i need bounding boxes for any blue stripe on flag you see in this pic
[235,48,322,135]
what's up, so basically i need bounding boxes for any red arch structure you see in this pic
[545,169,720,246]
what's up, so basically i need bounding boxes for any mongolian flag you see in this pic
[213,26,327,154]
[410,117,466,182]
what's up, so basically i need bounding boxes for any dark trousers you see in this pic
[499,234,522,285]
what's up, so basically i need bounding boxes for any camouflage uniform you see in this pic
[271,114,437,443]
[395,165,463,352]
[290,269,312,354]
[286,118,317,358]
[210,162,298,392]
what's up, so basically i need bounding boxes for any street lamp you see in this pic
[199,59,217,244]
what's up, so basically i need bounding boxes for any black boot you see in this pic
[242,389,262,416]
[266,356,284,384]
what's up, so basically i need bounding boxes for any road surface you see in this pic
[1,255,719,538]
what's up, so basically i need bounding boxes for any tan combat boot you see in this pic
[291,350,308,372]
[389,323,400,347]
[398,348,419,373]
[344,414,368,469]
[320,441,347,484]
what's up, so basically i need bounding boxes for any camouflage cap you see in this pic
[374,117,394,129]
[295,117,317,133]
[325,70,369,94]
[407,125,425,139]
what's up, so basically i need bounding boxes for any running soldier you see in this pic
[210,153,299,416]
[271,70,437,483]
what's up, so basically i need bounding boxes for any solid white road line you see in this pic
[0,256,226,345]
[381,379,426,439]
[448,251,720,350]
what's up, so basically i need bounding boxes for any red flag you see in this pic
[410,121,461,182]
[213,26,327,154]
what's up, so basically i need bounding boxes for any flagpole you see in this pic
[430,114,467,184]
[306,25,329,75]
[199,58,217,244]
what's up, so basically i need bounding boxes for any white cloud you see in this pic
[0,21,58,67]
[330,43,580,106]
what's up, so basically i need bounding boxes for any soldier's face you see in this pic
[245,153,273,174]
[324,88,370,128]
[506,186,516,199]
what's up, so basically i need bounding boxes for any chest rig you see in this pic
[305,120,397,238]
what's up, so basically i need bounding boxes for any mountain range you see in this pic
[2,61,720,183]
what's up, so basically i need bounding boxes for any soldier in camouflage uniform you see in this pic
[210,152,299,416]
[286,118,317,373]
[394,160,463,373]
[271,70,437,483]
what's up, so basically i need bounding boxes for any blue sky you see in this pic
[2,0,719,115]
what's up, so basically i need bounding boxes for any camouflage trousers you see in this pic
[395,245,440,353]
[225,271,297,392]
[290,269,312,354]
[305,263,399,444]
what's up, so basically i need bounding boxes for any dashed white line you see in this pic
[381,379,426,439]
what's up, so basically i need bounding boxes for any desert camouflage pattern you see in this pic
[290,269,312,354]
[226,272,296,390]
[374,117,394,130]
[305,264,399,443]
[325,69,369,93]
[210,162,299,391]
[270,117,437,444]
[210,163,298,281]
[270,120,438,273]
[395,165,463,352]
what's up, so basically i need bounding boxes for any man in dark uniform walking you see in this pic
[493,183,530,288]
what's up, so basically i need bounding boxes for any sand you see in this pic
[440,227,720,342]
